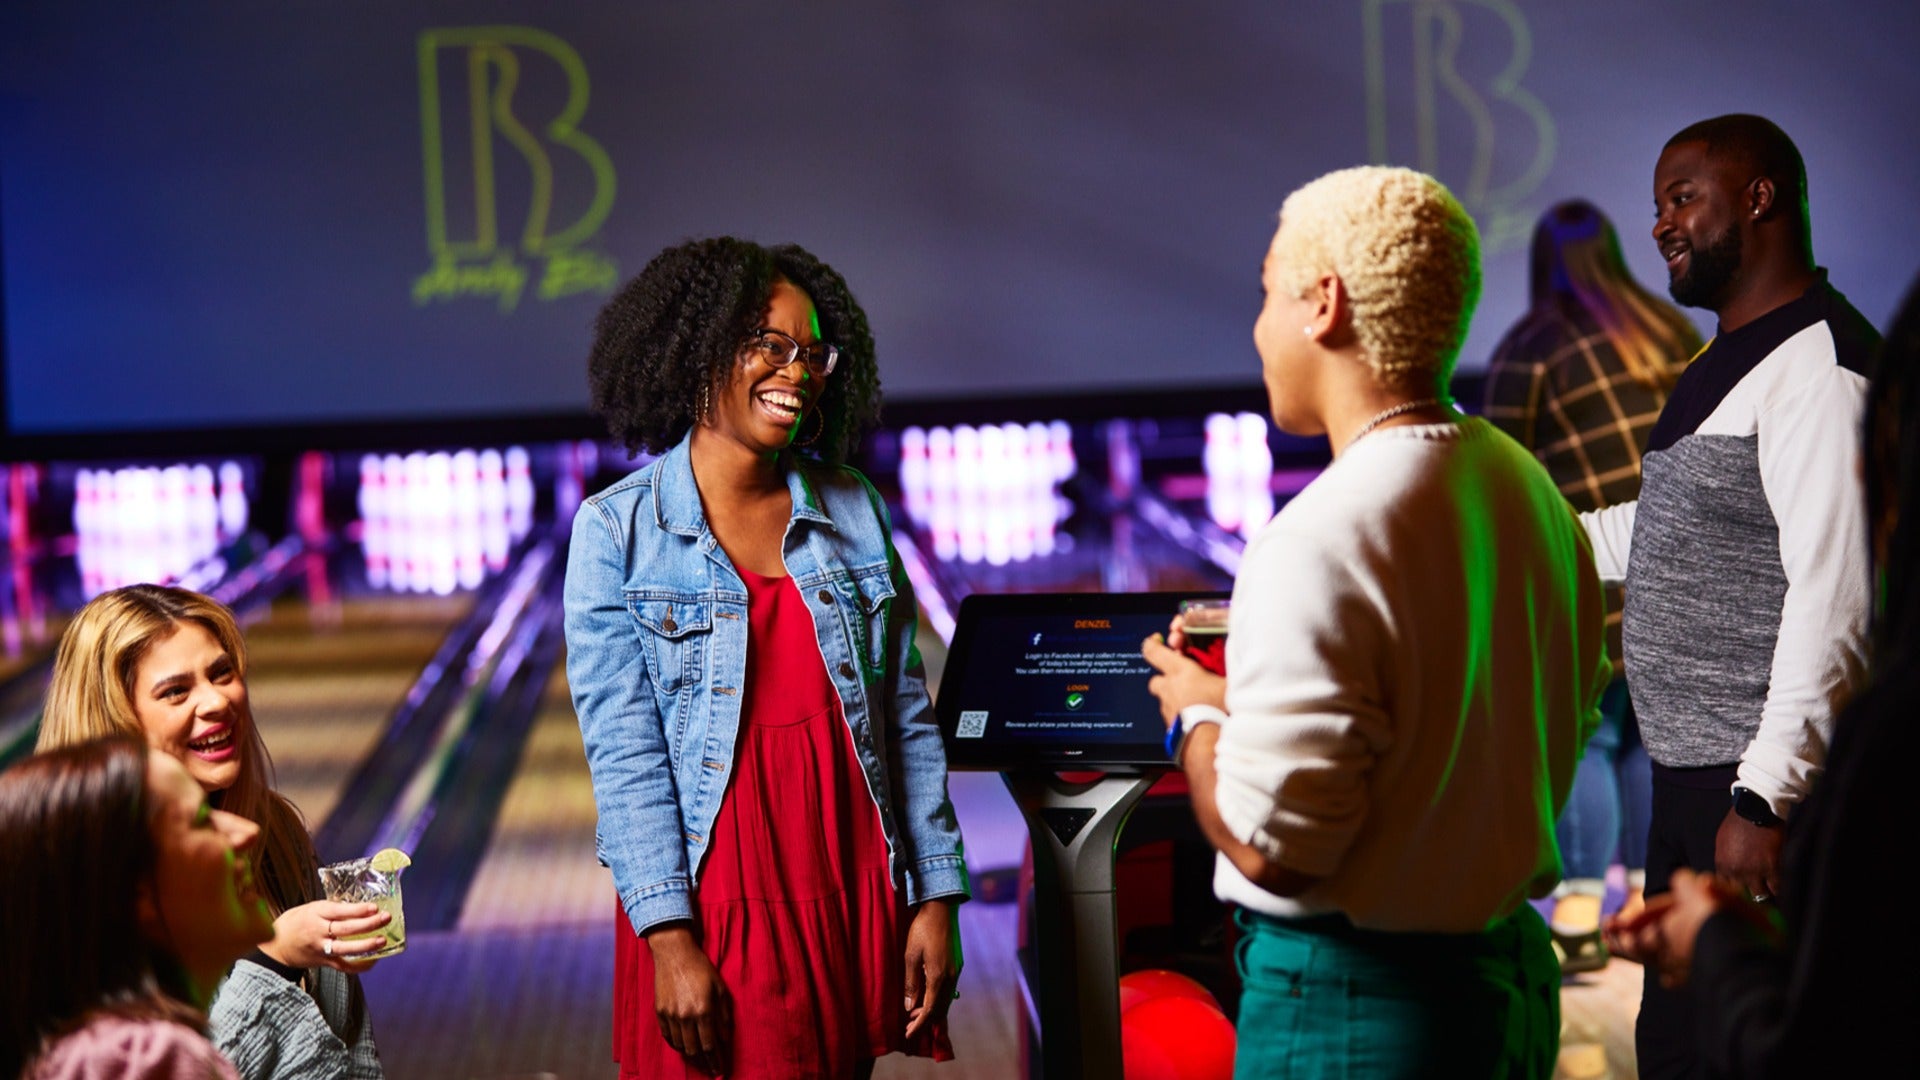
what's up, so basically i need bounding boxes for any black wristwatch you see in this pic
[1731,786,1783,828]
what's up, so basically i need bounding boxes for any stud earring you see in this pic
[1302,326,1315,337]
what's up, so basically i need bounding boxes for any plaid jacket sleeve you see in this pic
[1482,318,1551,450]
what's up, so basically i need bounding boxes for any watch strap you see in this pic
[1164,717,1186,762]
[1731,786,1783,828]
[1165,706,1224,766]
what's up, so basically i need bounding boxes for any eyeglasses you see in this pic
[745,329,838,377]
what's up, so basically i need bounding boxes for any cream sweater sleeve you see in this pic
[1210,523,1394,878]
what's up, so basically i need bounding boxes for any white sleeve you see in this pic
[1210,526,1392,878]
[1741,364,1872,816]
[1579,501,1636,584]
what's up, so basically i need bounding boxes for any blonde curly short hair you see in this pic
[1269,166,1481,389]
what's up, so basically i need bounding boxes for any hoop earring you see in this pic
[795,408,825,448]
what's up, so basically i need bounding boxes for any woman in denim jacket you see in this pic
[564,238,969,1079]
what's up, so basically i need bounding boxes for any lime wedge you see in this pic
[369,848,412,874]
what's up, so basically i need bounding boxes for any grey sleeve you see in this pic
[208,961,362,1080]
[311,968,383,1080]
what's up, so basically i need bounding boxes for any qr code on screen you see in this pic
[956,711,989,738]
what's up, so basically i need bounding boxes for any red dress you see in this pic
[613,567,952,1077]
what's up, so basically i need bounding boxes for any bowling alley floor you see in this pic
[245,595,1641,1079]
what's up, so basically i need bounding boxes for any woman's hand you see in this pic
[903,899,962,1040]
[647,924,732,1075]
[1143,621,1226,728]
[259,900,389,972]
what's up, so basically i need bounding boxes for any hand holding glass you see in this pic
[319,848,410,959]
[1179,599,1230,676]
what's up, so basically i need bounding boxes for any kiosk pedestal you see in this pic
[1004,768,1164,1079]
[932,591,1229,1077]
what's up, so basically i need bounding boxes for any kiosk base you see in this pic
[1003,769,1163,1079]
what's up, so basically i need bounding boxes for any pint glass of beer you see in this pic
[1178,598,1230,676]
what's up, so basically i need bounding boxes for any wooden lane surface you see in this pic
[241,593,472,841]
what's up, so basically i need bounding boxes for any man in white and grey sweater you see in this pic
[1585,114,1879,1080]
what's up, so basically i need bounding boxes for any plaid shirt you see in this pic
[1482,307,1690,672]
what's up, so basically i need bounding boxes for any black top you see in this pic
[1648,271,1880,454]
[244,947,303,984]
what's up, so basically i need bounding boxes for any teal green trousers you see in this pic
[1232,905,1559,1079]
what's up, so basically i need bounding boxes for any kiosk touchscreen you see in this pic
[936,591,1227,771]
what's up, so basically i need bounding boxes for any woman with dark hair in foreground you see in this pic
[1,736,276,1079]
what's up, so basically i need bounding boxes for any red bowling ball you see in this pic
[1118,968,1223,1015]
[1121,994,1237,1080]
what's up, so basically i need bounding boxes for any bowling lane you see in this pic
[455,660,607,929]
[353,655,616,1080]
[242,591,472,832]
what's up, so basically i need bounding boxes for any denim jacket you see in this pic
[564,434,970,936]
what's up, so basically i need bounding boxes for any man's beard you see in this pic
[1668,225,1743,310]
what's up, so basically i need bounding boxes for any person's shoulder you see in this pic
[30,1016,235,1080]
[583,458,662,509]
[1340,417,1560,519]
[1490,306,1586,368]
[800,458,887,516]
[1448,415,1578,498]
[574,458,665,539]
[1817,283,1882,378]
[208,962,349,1075]
[211,957,308,1014]
[1255,444,1423,548]
[1457,413,1548,463]
[805,457,876,493]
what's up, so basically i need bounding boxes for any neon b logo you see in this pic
[1362,0,1556,252]
[415,26,618,310]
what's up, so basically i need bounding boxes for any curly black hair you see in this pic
[587,237,882,465]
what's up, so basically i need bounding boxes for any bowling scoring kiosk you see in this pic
[936,591,1227,1079]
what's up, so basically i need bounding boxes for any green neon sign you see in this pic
[414,26,618,311]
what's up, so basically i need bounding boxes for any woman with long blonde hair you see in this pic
[1528,198,1701,391]
[39,584,386,1079]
